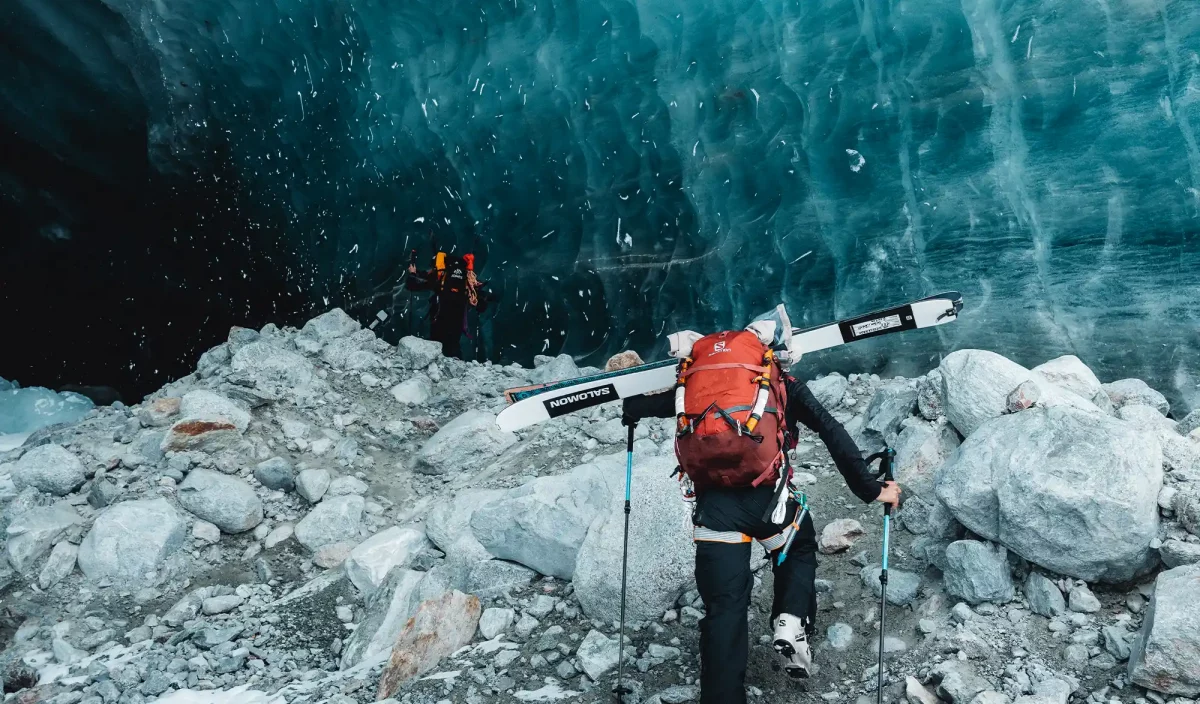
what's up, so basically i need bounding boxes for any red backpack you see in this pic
[674,330,789,490]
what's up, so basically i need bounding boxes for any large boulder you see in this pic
[294,495,364,551]
[301,308,360,342]
[11,445,86,496]
[415,410,516,475]
[340,568,431,668]
[529,354,580,385]
[858,381,919,451]
[893,421,960,500]
[1024,572,1067,617]
[574,454,692,622]
[917,369,946,420]
[1104,378,1170,416]
[807,374,849,410]
[177,468,263,534]
[935,406,1161,582]
[938,350,1096,438]
[1174,486,1200,538]
[6,503,81,573]
[78,499,187,585]
[344,526,432,595]
[471,462,612,579]
[178,390,251,432]
[1118,406,1200,475]
[376,590,481,698]
[942,541,1015,605]
[1032,355,1104,402]
[1128,564,1200,696]
[230,341,316,390]
[396,336,443,369]
[425,489,504,563]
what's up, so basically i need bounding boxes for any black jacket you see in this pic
[623,377,883,504]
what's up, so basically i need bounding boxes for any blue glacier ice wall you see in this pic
[2,0,1199,410]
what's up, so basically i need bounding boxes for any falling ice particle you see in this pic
[414,217,425,223]
[846,149,866,173]
[349,244,359,254]
[750,88,760,106]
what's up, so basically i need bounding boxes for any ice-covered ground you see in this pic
[0,378,94,451]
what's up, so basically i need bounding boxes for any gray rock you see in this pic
[901,495,962,539]
[390,377,431,406]
[894,422,960,500]
[321,336,382,370]
[416,410,517,475]
[1175,486,1200,538]
[295,468,331,503]
[935,405,1161,582]
[6,503,81,573]
[425,489,503,563]
[1103,378,1170,416]
[859,382,919,451]
[327,475,368,496]
[1067,583,1101,613]
[556,660,578,679]
[1033,356,1104,401]
[177,468,263,534]
[827,622,854,650]
[463,559,538,598]
[253,457,294,492]
[1102,625,1132,661]
[37,540,78,588]
[574,453,693,622]
[88,477,120,508]
[933,660,989,703]
[807,373,849,409]
[344,526,431,595]
[396,336,443,369]
[301,308,360,342]
[230,341,317,391]
[918,369,946,420]
[515,613,540,638]
[656,685,700,703]
[201,595,244,615]
[479,608,515,640]
[1128,563,1200,696]
[1064,644,1089,665]
[179,390,251,432]
[860,564,921,606]
[294,495,364,550]
[472,461,611,579]
[576,629,621,681]
[196,344,230,377]
[1179,410,1200,437]
[339,568,429,668]
[529,354,580,385]
[1160,539,1200,568]
[1024,573,1066,617]
[818,518,866,554]
[938,350,1095,437]
[78,498,187,585]
[943,541,1015,605]
[11,444,86,496]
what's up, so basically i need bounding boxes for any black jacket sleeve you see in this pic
[622,391,674,421]
[405,270,436,292]
[785,378,882,504]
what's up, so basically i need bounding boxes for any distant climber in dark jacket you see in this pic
[623,377,899,704]
[405,253,491,359]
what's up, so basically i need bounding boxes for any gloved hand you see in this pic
[620,399,638,427]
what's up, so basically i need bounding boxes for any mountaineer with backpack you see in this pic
[620,312,901,704]
[406,250,493,358]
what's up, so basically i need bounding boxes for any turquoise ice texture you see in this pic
[0,378,95,450]
[5,0,1200,411]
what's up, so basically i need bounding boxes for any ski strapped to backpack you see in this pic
[495,291,963,433]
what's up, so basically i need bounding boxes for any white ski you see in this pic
[496,292,962,432]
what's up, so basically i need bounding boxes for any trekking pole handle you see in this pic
[864,447,896,516]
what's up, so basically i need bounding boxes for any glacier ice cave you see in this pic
[2,0,1199,410]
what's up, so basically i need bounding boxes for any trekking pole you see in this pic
[865,447,896,704]
[613,420,636,702]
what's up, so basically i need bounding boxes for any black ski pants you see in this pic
[693,485,818,704]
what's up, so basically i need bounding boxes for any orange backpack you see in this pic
[674,330,789,490]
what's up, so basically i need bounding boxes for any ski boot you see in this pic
[773,613,812,679]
